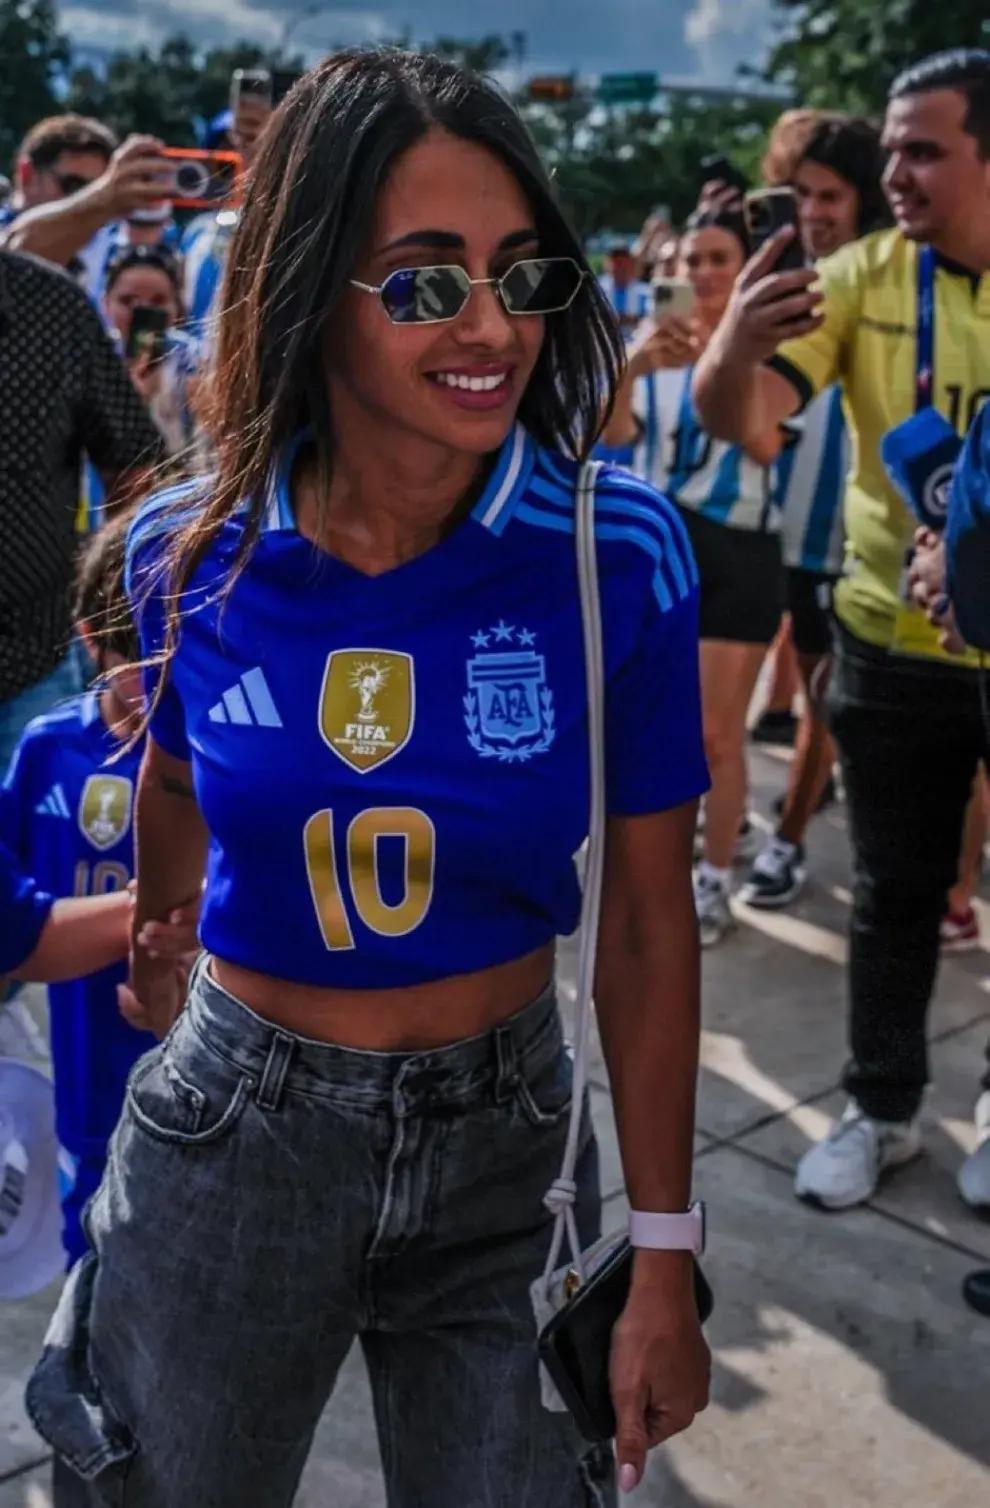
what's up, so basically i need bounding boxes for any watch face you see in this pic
[696,1200,707,1255]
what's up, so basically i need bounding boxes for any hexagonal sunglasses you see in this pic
[349,257,586,324]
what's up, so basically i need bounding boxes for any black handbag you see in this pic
[533,462,714,1445]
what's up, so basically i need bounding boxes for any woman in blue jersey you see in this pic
[29,51,711,1508]
[603,209,783,946]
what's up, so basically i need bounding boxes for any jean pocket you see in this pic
[126,1025,254,1146]
[513,1043,574,1128]
[25,1255,135,1505]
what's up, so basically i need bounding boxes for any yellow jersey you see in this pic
[774,228,990,662]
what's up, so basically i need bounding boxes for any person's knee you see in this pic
[703,717,743,772]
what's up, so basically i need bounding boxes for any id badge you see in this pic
[881,408,962,532]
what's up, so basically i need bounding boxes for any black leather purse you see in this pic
[532,462,714,1446]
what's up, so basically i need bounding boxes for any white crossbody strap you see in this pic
[541,459,606,1294]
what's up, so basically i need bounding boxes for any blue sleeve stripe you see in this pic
[526,472,698,598]
[516,502,690,613]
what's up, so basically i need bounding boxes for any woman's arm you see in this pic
[595,800,710,1490]
[601,320,697,451]
[131,738,210,1035]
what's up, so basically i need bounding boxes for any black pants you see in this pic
[828,622,990,1122]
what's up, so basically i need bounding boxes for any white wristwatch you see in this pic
[628,1201,706,1254]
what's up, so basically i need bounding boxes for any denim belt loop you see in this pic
[493,1023,518,1105]
[256,1031,296,1113]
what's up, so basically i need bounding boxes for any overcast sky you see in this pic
[62,0,776,85]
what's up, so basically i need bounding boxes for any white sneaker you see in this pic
[693,870,734,949]
[958,1092,990,1210]
[794,1102,922,1209]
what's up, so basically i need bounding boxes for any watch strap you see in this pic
[628,1201,706,1254]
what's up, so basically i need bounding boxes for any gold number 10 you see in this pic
[303,807,436,950]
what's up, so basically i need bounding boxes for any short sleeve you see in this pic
[125,505,192,762]
[0,725,42,862]
[74,297,163,479]
[0,838,52,973]
[606,585,710,816]
[769,243,863,409]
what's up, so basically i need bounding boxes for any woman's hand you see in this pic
[696,178,744,217]
[120,887,202,1037]
[610,1253,711,1493]
[128,350,162,405]
[629,315,698,378]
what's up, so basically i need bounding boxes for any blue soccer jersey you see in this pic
[127,426,709,990]
[180,211,236,343]
[0,839,52,973]
[0,694,151,1174]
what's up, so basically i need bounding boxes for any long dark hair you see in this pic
[149,50,622,685]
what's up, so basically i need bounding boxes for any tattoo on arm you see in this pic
[159,773,196,800]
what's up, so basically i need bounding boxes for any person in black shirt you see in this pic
[0,250,161,769]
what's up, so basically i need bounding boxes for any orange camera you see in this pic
[160,147,243,211]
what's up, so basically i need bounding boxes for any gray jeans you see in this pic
[28,962,613,1508]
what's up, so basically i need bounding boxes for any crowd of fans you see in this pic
[2,42,990,1506]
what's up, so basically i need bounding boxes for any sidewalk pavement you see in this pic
[2,744,989,1506]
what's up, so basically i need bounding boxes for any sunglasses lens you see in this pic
[380,266,471,323]
[500,258,583,314]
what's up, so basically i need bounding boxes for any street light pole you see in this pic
[277,3,324,61]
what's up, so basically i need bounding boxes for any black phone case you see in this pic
[537,1240,714,1443]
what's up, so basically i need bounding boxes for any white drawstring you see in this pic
[541,460,605,1298]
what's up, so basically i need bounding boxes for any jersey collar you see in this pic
[261,424,537,536]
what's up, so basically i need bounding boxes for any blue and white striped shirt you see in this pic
[777,387,848,574]
[634,367,775,532]
[599,274,652,343]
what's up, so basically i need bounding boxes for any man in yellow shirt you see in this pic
[694,49,990,1212]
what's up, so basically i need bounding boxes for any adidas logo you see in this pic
[34,784,70,819]
[208,667,283,728]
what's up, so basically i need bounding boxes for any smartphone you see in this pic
[699,152,748,197]
[126,305,169,364]
[653,277,695,321]
[231,67,273,108]
[744,188,807,272]
[161,147,243,210]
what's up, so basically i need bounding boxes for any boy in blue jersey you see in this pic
[1,514,154,1265]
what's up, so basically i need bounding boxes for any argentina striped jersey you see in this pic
[633,367,775,532]
[777,386,848,575]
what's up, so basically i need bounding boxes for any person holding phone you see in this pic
[694,49,990,1211]
[739,112,889,911]
[603,207,785,947]
[101,245,201,458]
[28,49,710,1508]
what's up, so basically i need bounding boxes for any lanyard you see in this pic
[915,244,936,412]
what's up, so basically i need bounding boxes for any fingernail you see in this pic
[619,1463,639,1494]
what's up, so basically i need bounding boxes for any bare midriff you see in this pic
[210,942,555,1051]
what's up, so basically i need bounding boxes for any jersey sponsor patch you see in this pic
[78,774,133,852]
[464,622,555,763]
[319,649,415,774]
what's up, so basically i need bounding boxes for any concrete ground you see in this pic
[2,743,989,1506]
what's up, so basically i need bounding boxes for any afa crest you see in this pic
[78,775,133,852]
[319,649,415,774]
[464,621,555,763]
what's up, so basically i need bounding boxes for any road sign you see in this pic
[527,75,575,103]
[597,72,658,105]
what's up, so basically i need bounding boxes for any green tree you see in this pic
[763,0,990,115]
[0,0,70,167]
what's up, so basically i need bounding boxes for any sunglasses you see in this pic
[350,257,586,325]
[52,172,99,198]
